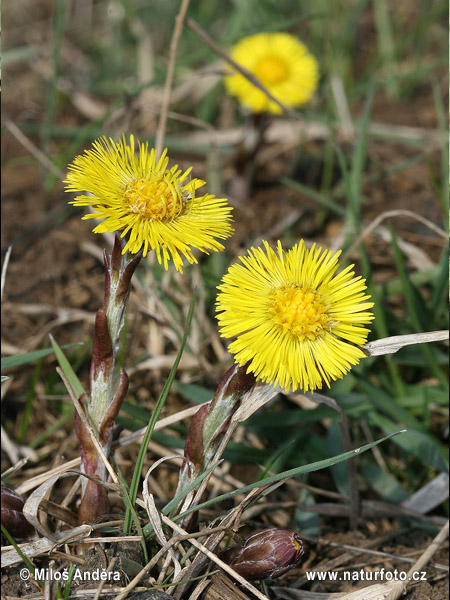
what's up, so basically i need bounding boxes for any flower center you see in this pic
[124,175,187,221]
[254,56,289,85]
[269,284,329,341]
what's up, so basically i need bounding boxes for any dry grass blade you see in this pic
[142,458,182,579]
[1,525,92,568]
[155,0,191,157]
[4,121,65,179]
[1,245,12,302]
[406,519,449,576]
[364,330,449,356]
[15,406,200,495]
[163,514,270,600]
[401,472,449,514]
[343,209,448,260]
[56,366,120,486]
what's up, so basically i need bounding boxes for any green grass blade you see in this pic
[390,228,448,390]
[62,564,76,599]
[49,335,85,398]
[431,78,449,220]
[359,243,405,397]
[175,430,405,523]
[282,177,346,216]
[123,289,197,533]
[115,467,148,562]
[1,343,83,371]
[41,0,65,188]
[349,77,375,229]
[142,459,222,539]
[1,524,44,590]
[429,244,450,318]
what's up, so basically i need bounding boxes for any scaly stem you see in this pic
[76,235,142,524]
[173,363,255,527]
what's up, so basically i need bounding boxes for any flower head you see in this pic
[216,240,374,393]
[225,32,319,114]
[1,485,36,541]
[65,136,233,272]
[221,528,304,581]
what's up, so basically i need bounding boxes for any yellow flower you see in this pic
[216,240,374,393]
[225,32,319,114]
[65,136,233,272]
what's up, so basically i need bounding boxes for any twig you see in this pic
[406,520,449,576]
[112,527,229,600]
[185,17,300,120]
[93,557,118,600]
[15,405,201,495]
[162,514,270,600]
[343,208,448,259]
[1,245,12,302]
[155,0,191,157]
[4,121,65,179]
[56,367,120,486]
[364,330,449,357]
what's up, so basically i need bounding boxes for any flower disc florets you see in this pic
[216,240,374,393]
[65,135,233,272]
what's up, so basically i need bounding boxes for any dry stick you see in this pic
[343,209,448,260]
[112,526,229,600]
[4,120,65,179]
[406,520,449,577]
[162,515,270,600]
[93,557,118,600]
[56,367,119,486]
[185,17,300,120]
[1,245,12,302]
[299,533,449,572]
[155,0,192,158]
[15,405,200,495]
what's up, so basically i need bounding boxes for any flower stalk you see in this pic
[76,235,141,524]
[173,363,256,523]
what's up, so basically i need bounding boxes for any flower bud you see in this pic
[1,485,36,541]
[223,528,304,581]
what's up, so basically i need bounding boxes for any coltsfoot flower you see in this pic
[221,528,304,581]
[216,240,374,393]
[225,32,319,114]
[65,136,233,272]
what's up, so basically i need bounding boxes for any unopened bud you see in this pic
[1,485,36,541]
[223,528,304,581]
